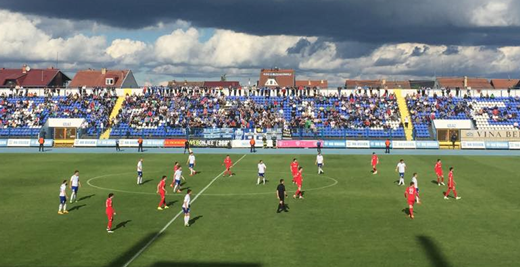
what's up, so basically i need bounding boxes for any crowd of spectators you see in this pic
[406,93,472,126]
[0,91,116,135]
[110,89,403,136]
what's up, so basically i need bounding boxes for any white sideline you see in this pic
[122,154,247,267]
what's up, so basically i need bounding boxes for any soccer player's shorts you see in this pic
[437,171,443,176]
[399,173,405,178]
[259,173,265,177]
[138,171,143,177]
[175,179,181,186]
[317,163,323,167]
[71,186,78,193]
[59,196,66,204]
[159,191,165,197]
[407,200,415,206]
[416,187,419,193]
[182,207,190,214]
[189,163,194,168]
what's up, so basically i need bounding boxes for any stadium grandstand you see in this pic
[2,66,520,143]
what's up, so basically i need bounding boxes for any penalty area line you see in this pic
[122,154,247,267]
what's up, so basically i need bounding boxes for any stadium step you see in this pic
[394,90,414,141]
[99,88,132,140]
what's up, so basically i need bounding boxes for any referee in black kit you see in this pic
[276,179,288,213]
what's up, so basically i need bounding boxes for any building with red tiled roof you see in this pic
[345,80,381,89]
[436,77,492,90]
[436,77,464,88]
[0,66,70,88]
[295,80,328,88]
[167,80,204,87]
[68,68,138,88]
[203,81,240,88]
[467,78,493,90]
[490,79,520,89]
[383,80,410,89]
[259,68,295,88]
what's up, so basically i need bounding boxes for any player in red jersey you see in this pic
[404,182,418,219]
[290,158,299,183]
[435,159,445,186]
[371,152,379,174]
[170,162,180,188]
[157,176,169,210]
[106,193,116,233]
[444,167,461,200]
[223,155,233,177]
[293,166,304,199]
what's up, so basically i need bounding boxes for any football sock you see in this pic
[63,204,67,211]
[263,178,266,184]
[59,204,63,211]
[453,190,457,198]
[184,216,189,225]
[409,208,413,217]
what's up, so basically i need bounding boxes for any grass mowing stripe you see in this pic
[122,154,247,267]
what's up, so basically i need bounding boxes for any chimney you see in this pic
[464,76,468,88]
[101,68,107,74]
[22,64,27,74]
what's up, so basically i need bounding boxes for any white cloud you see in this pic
[470,0,520,26]
[0,10,109,63]
[3,8,520,86]
[106,39,149,65]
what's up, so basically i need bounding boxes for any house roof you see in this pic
[0,68,70,88]
[203,81,240,88]
[345,80,381,89]
[436,77,464,88]
[383,80,410,89]
[259,69,295,88]
[168,80,204,87]
[295,80,328,88]
[69,69,130,88]
[467,78,493,90]
[490,79,520,89]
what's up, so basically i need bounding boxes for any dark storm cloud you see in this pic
[2,0,520,46]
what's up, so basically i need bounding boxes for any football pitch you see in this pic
[0,152,519,267]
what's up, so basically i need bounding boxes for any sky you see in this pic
[1,0,520,87]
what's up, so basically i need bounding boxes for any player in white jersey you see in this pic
[257,160,267,185]
[186,152,196,176]
[69,170,81,203]
[183,189,192,227]
[316,153,324,174]
[411,172,421,204]
[395,159,406,186]
[173,166,186,193]
[58,180,69,214]
[137,159,144,185]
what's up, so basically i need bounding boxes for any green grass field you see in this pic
[1,152,519,267]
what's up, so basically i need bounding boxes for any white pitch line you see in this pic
[122,154,247,267]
